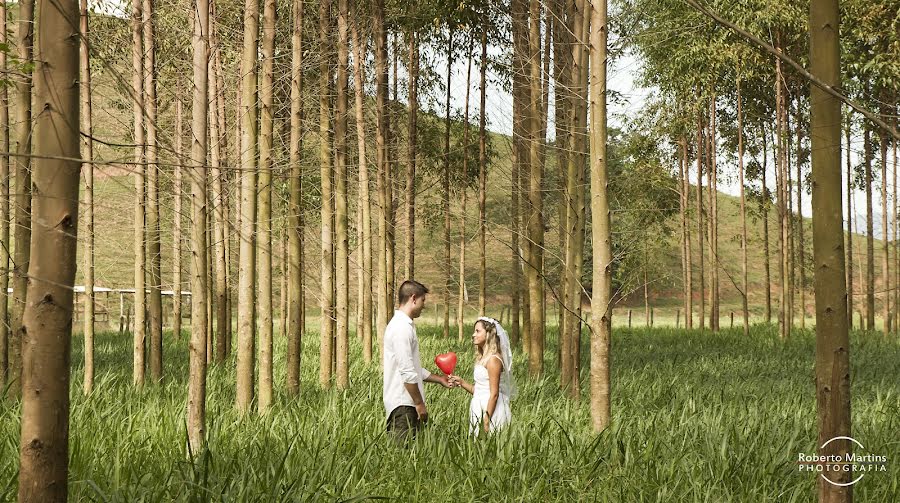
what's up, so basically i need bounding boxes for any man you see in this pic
[383,280,453,440]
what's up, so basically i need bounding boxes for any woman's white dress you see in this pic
[469,356,512,435]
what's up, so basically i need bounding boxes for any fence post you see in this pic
[676,308,681,328]
[628,309,632,328]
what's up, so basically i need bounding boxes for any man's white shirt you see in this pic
[383,310,431,418]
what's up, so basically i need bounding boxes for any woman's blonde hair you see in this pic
[474,319,503,369]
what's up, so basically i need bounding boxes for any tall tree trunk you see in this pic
[351,9,372,364]
[187,0,210,453]
[893,117,899,335]
[81,0,96,393]
[707,93,719,331]
[737,75,749,335]
[787,107,795,329]
[287,0,305,393]
[809,1,852,497]
[796,103,806,329]
[210,12,230,356]
[695,116,705,330]
[374,0,390,356]
[143,0,163,382]
[334,0,350,389]
[762,125,772,323]
[319,0,335,386]
[131,0,146,387]
[8,0,33,399]
[845,119,853,327]
[570,1,589,395]
[0,0,9,389]
[554,0,572,382]
[236,0,260,412]
[457,39,473,342]
[512,0,530,352]
[680,136,693,329]
[880,107,889,335]
[441,28,453,339]
[588,0,611,432]
[776,53,789,338]
[173,91,184,341]
[405,29,418,280]
[17,0,80,496]
[526,0,546,375]
[707,91,721,331]
[864,123,874,330]
[210,0,228,364]
[257,0,276,411]
[478,27,488,317]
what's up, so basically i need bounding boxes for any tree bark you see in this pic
[845,119,853,327]
[776,53,790,338]
[880,107,889,334]
[351,8,372,364]
[809,0,852,497]
[143,0,163,382]
[707,94,719,331]
[457,39,473,342]
[319,0,335,386]
[680,136,692,329]
[287,0,305,393]
[406,29,418,281]
[335,0,350,388]
[17,0,80,497]
[210,0,228,365]
[864,123,874,330]
[695,115,705,330]
[187,0,210,453]
[588,0,611,432]
[762,125,772,323]
[173,91,184,341]
[374,0,390,356]
[441,28,453,339]
[80,0,96,393]
[0,0,9,389]
[257,0,276,411]
[737,75,749,335]
[478,27,488,317]
[555,0,572,385]
[236,0,260,412]
[796,103,806,329]
[131,0,147,387]
[526,0,546,375]
[511,0,529,352]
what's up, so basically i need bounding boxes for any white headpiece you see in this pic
[477,316,517,399]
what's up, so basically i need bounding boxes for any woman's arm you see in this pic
[483,357,502,432]
[448,374,474,394]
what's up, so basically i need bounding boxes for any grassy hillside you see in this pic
[71,137,893,330]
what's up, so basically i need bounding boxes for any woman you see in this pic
[449,317,515,435]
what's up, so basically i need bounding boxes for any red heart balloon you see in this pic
[434,352,457,376]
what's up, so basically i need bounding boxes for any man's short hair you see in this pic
[398,280,429,306]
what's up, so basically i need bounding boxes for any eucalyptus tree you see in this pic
[258,0,277,411]
[131,0,146,387]
[0,0,9,389]
[81,0,96,393]
[144,0,164,381]
[188,0,211,453]
[237,0,260,412]
[17,0,81,498]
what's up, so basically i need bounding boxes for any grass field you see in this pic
[2,324,898,501]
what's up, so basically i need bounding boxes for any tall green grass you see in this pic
[1,325,898,501]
